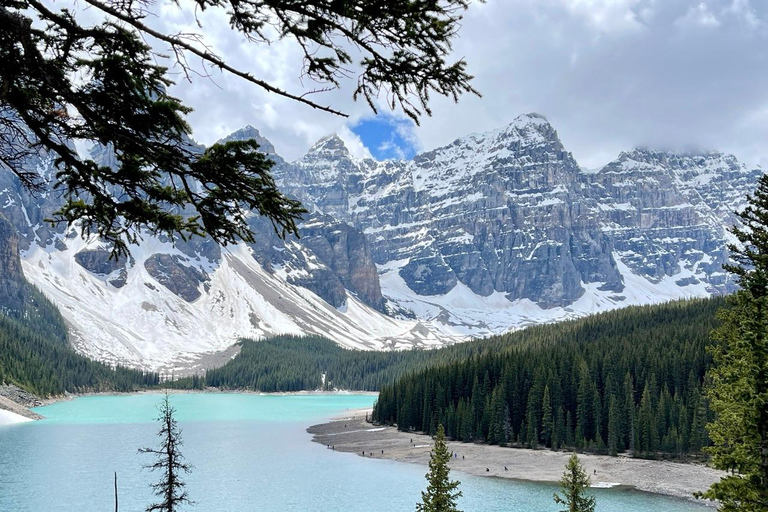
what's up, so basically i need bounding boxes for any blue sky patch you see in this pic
[350,116,418,161]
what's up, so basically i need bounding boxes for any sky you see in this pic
[77,0,768,168]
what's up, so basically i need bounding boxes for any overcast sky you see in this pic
[135,0,768,168]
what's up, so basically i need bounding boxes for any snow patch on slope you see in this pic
[21,236,453,372]
[379,252,714,338]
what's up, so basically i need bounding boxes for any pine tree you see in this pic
[542,385,554,448]
[575,364,591,447]
[417,424,462,512]
[140,393,193,512]
[698,174,768,511]
[607,395,621,456]
[553,453,596,512]
[638,382,657,455]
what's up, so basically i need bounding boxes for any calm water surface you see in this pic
[0,393,708,512]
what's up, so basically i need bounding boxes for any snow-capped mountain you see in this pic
[0,114,761,370]
[277,114,758,333]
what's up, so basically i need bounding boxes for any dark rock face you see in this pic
[277,114,624,308]
[245,211,385,310]
[275,114,759,308]
[0,214,26,314]
[298,215,385,310]
[400,252,457,296]
[174,237,221,263]
[74,249,129,288]
[144,254,209,302]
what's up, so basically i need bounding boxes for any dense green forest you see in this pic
[173,333,514,392]
[2,287,724,430]
[372,298,723,460]
[0,285,158,397]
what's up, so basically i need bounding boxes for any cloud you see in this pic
[350,116,420,161]
[53,0,768,170]
[722,0,761,27]
[675,2,721,28]
[560,0,645,33]
[336,127,374,161]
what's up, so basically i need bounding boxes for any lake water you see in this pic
[0,393,708,512]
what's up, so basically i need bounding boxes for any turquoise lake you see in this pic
[0,393,709,512]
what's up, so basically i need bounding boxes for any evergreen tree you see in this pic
[416,424,462,512]
[698,174,768,511]
[542,385,554,448]
[575,365,591,448]
[638,382,657,455]
[371,298,721,459]
[553,453,596,512]
[607,395,620,456]
[140,393,193,512]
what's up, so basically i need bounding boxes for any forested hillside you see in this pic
[372,298,723,459]
[0,285,159,397]
[179,333,513,392]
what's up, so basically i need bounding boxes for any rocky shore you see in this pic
[0,385,44,421]
[308,412,723,506]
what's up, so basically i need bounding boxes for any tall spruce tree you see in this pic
[553,453,596,512]
[1,0,479,257]
[140,393,193,512]
[542,385,554,448]
[417,424,462,512]
[699,175,768,511]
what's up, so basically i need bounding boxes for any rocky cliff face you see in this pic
[274,113,758,329]
[0,114,761,370]
[278,115,624,307]
[0,214,25,314]
[583,149,757,291]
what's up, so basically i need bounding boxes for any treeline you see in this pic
[171,327,577,392]
[0,285,158,397]
[175,334,489,392]
[373,298,723,459]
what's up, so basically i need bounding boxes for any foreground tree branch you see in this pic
[0,0,480,256]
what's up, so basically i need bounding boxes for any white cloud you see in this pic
[560,0,645,33]
[336,127,374,161]
[675,2,721,28]
[42,0,768,171]
[722,0,761,27]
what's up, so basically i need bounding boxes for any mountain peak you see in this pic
[217,126,277,155]
[308,134,348,153]
[603,147,750,179]
[451,112,561,154]
[300,134,358,165]
[618,147,733,166]
[499,112,555,138]
[514,112,549,124]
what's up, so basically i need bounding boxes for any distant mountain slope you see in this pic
[0,114,761,370]
[0,215,157,396]
[276,114,759,336]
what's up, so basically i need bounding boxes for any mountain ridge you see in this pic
[0,113,760,370]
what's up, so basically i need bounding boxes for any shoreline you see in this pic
[25,387,378,409]
[307,412,723,507]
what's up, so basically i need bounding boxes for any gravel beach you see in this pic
[308,410,723,506]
